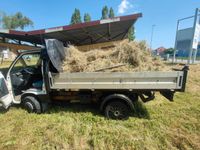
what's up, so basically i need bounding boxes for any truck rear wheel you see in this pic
[22,96,42,114]
[104,101,130,120]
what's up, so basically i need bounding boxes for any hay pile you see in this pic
[62,40,168,72]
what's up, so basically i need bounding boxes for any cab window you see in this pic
[22,54,41,67]
[11,53,41,73]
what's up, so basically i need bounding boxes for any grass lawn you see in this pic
[0,63,199,150]
[0,60,13,68]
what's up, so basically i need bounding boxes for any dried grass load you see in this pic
[62,40,167,72]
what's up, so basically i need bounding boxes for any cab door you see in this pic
[0,72,13,109]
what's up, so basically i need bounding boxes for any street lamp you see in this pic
[173,20,180,63]
[150,25,156,50]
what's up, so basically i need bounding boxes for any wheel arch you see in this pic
[21,89,50,103]
[21,93,41,103]
[100,94,134,112]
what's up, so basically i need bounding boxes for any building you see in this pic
[177,42,200,57]
[155,47,166,56]
[0,47,16,60]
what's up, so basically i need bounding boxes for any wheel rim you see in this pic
[106,102,129,120]
[24,102,34,113]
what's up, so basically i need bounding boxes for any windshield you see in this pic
[0,78,9,99]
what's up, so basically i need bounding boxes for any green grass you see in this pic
[0,62,199,149]
[0,60,13,69]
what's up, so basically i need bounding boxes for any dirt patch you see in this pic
[62,40,169,72]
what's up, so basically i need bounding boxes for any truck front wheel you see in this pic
[22,96,42,114]
[104,101,130,120]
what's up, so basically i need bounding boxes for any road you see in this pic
[168,58,200,64]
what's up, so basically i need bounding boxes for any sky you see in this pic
[0,0,200,49]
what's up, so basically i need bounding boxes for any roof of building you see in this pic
[0,13,142,46]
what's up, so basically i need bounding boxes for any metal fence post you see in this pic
[188,8,199,64]
[173,20,180,64]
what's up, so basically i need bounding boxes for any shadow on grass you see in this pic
[49,102,101,116]
[0,107,8,114]
[0,99,150,119]
[0,104,21,114]
[132,101,150,119]
[48,101,150,119]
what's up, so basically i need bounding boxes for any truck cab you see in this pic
[0,49,49,112]
[0,39,68,114]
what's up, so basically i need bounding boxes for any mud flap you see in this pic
[160,90,175,102]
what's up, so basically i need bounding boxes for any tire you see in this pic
[22,96,42,114]
[104,101,131,120]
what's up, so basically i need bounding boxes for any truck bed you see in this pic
[49,71,185,91]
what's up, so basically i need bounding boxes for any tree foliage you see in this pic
[109,7,115,18]
[1,12,33,30]
[70,8,82,25]
[128,26,135,41]
[0,11,5,27]
[101,6,109,19]
[84,13,91,22]
[68,6,136,42]
[101,6,115,19]
[164,48,175,55]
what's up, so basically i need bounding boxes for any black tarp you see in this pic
[45,39,66,72]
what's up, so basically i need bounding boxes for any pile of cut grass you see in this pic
[63,40,168,72]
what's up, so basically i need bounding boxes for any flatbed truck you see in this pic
[0,40,189,120]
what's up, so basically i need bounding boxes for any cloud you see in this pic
[118,0,132,14]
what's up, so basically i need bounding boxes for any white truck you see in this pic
[0,40,189,120]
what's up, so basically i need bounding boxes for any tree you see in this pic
[109,7,115,18]
[70,8,82,25]
[0,11,34,64]
[164,48,175,55]
[84,13,91,22]
[101,6,108,19]
[0,11,5,28]
[128,26,135,41]
[2,12,33,30]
